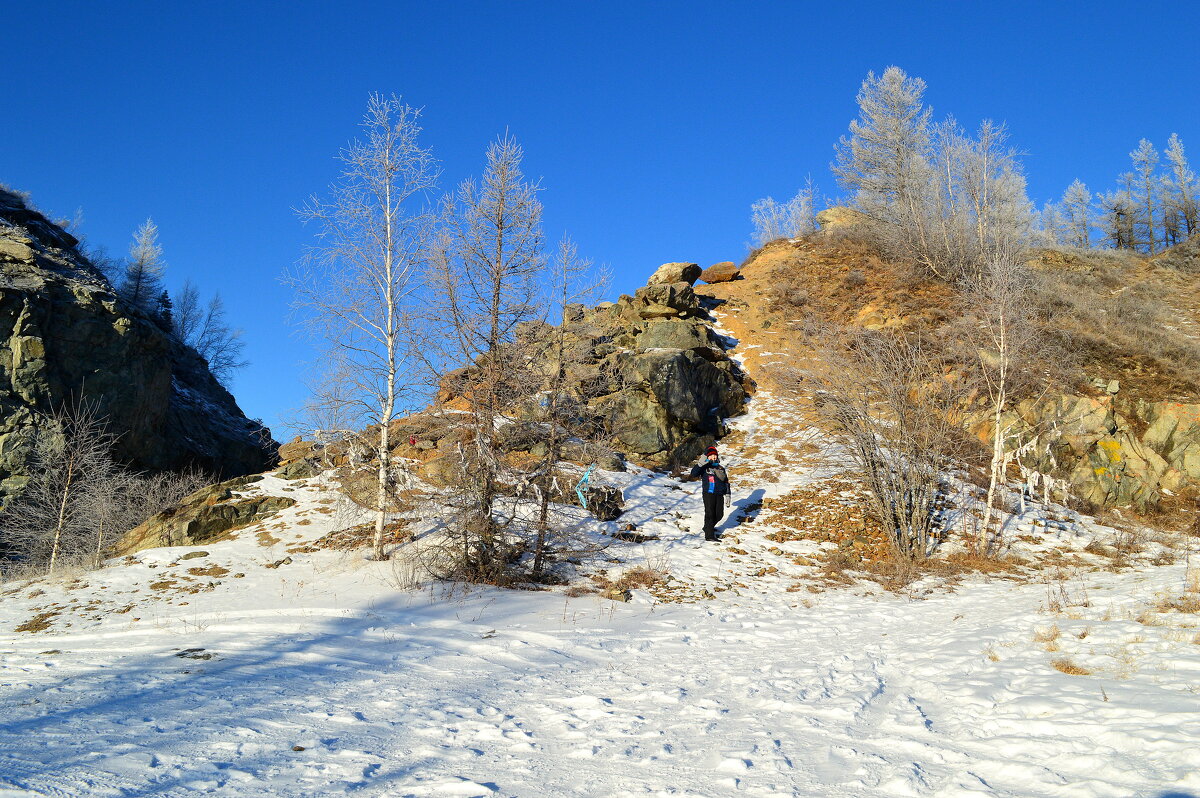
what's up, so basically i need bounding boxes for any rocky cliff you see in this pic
[0,188,277,501]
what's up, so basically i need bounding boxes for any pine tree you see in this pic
[155,290,173,333]
[118,219,166,315]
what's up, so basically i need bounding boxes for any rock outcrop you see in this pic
[426,274,748,470]
[115,475,295,553]
[0,188,276,501]
[986,392,1200,510]
[555,280,748,467]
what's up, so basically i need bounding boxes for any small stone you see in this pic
[179,551,209,560]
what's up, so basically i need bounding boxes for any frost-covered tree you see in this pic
[1037,202,1065,247]
[1099,176,1138,250]
[1164,133,1197,240]
[118,219,166,315]
[289,93,440,561]
[1129,139,1160,253]
[833,66,934,262]
[750,179,819,246]
[833,68,1031,278]
[1060,179,1093,248]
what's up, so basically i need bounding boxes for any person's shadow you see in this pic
[721,488,766,536]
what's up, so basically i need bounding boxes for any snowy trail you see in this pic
[3,558,1198,797]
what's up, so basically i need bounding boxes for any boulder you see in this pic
[625,282,702,320]
[578,484,624,521]
[816,206,870,234]
[636,319,712,351]
[647,262,701,286]
[277,458,321,480]
[700,261,740,283]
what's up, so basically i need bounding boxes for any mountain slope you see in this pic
[1,268,1198,796]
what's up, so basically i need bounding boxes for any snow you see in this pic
[3,321,1200,796]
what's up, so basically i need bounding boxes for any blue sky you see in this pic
[4,1,1198,436]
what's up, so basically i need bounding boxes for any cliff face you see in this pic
[0,188,276,500]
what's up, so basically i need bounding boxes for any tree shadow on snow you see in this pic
[0,590,534,795]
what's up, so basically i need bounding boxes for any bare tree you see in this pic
[0,402,118,575]
[175,280,249,383]
[288,93,440,561]
[801,326,967,560]
[522,238,612,578]
[964,245,1041,554]
[427,134,546,580]
[118,218,166,315]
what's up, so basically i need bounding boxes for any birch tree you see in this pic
[966,245,1038,555]
[289,93,439,561]
[0,403,118,576]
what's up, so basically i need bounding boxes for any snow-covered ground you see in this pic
[3,330,1200,796]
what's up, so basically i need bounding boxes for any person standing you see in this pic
[689,446,730,541]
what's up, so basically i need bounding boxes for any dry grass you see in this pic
[1034,623,1062,652]
[1051,657,1091,676]
[186,565,230,578]
[14,610,59,633]
[287,521,411,554]
[1027,248,1200,401]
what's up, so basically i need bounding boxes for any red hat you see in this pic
[705,446,719,456]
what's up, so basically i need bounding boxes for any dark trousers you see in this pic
[702,492,725,539]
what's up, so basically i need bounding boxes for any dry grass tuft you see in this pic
[14,610,59,633]
[1051,657,1091,676]
[1034,624,1062,650]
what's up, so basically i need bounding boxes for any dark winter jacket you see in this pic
[689,460,730,495]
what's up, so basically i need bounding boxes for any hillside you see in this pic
[1,245,1198,796]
